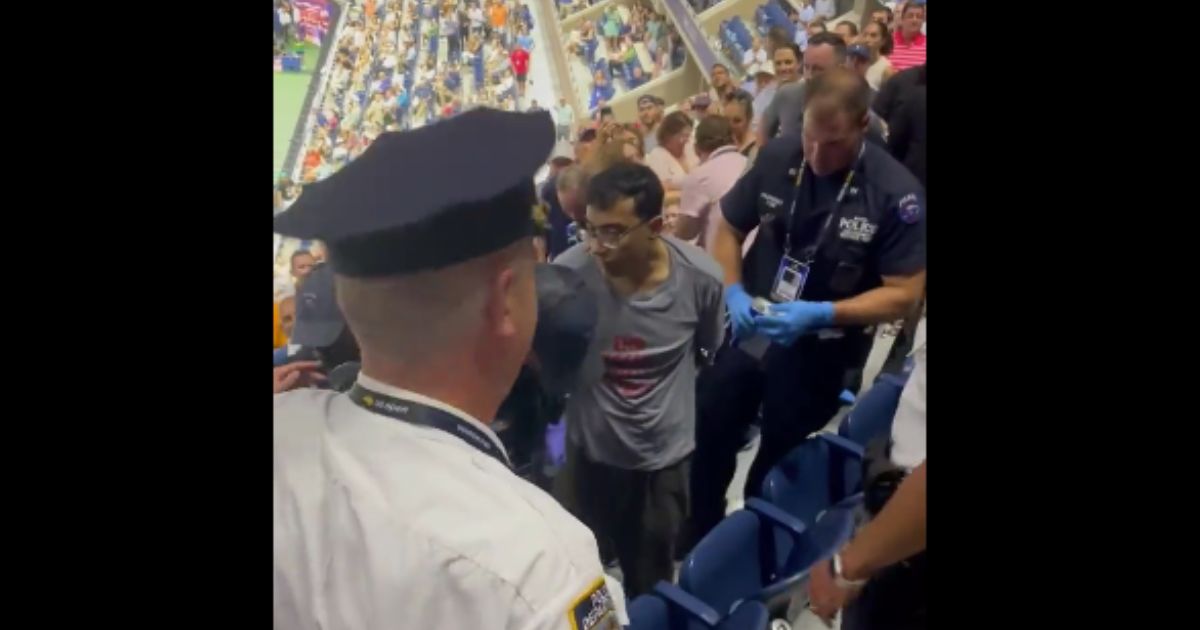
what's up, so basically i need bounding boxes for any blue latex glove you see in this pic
[755,301,835,347]
[724,283,757,341]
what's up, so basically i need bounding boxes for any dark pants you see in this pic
[689,334,860,546]
[555,443,690,598]
[842,552,927,630]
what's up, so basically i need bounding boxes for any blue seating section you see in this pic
[627,400,886,626]
[838,372,909,447]
[720,2,796,72]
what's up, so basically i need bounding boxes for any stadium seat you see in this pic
[627,583,771,630]
[678,501,819,615]
[838,372,909,448]
[761,432,865,528]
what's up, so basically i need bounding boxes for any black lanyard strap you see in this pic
[783,142,866,260]
[347,384,512,469]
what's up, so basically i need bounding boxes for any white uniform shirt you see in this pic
[890,317,926,470]
[274,373,627,630]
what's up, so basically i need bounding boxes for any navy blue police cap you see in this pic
[290,263,345,348]
[533,264,597,396]
[274,108,555,277]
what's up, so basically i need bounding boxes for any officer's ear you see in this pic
[858,113,870,131]
[648,215,665,236]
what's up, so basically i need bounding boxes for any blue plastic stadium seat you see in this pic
[679,502,819,615]
[761,432,865,528]
[838,372,909,448]
[627,584,770,630]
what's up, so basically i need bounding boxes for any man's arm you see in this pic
[840,461,927,580]
[711,216,746,286]
[831,270,925,326]
[674,173,710,242]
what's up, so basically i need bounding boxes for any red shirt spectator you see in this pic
[509,47,530,78]
[888,3,926,71]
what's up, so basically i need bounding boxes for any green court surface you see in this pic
[273,42,322,174]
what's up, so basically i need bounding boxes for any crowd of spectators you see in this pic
[275,0,539,340]
[279,0,536,190]
[564,1,685,111]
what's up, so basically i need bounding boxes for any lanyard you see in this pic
[783,142,866,260]
[347,384,512,469]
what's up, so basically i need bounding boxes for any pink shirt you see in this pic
[889,30,927,72]
[678,146,748,251]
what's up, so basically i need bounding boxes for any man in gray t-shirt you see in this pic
[552,162,724,597]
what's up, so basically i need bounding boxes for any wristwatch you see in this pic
[832,553,868,589]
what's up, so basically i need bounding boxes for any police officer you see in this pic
[273,108,625,630]
[688,68,926,545]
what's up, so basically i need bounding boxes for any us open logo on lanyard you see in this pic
[349,385,511,469]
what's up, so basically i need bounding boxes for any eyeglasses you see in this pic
[581,217,653,248]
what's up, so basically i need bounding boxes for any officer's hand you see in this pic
[755,300,835,347]
[274,361,328,394]
[724,283,757,341]
[807,557,862,627]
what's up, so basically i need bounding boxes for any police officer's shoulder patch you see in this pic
[897,193,922,224]
[568,577,620,630]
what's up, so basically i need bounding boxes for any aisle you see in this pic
[523,0,558,110]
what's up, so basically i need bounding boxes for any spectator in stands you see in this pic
[871,6,893,28]
[590,71,614,111]
[709,63,735,103]
[510,42,530,99]
[889,2,926,72]
[742,37,768,70]
[638,95,665,154]
[277,1,297,45]
[602,5,621,51]
[858,19,895,90]
[290,250,316,287]
[554,165,589,250]
[773,41,801,85]
[669,32,686,69]
[555,98,575,141]
[722,89,757,159]
[274,293,296,350]
[676,116,747,250]
[759,33,839,143]
[554,162,724,598]
[443,11,461,63]
[814,0,837,21]
[878,64,926,188]
[489,0,509,45]
[516,24,534,51]
[469,2,485,37]
[747,62,777,135]
[645,111,694,192]
[795,0,815,26]
[835,20,858,45]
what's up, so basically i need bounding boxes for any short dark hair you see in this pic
[694,116,736,154]
[712,63,729,73]
[656,111,694,146]
[874,7,894,23]
[578,128,598,143]
[774,42,802,63]
[549,156,575,168]
[586,162,665,222]
[723,88,754,121]
[599,106,614,118]
[291,250,314,263]
[902,2,925,18]
[807,31,848,62]
[836,21,859,36]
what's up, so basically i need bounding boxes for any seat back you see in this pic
[838,372,908,447]
[626,594,671,630]
[678,510,765,616]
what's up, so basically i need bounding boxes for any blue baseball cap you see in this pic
[290,264,347,348]
[847,44,872,60]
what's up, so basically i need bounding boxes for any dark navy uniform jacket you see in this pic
[721,134,926,327]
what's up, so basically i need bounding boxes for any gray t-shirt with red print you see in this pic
[553,236,725,471]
